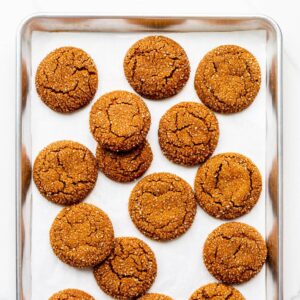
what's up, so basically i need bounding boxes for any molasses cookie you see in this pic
[189,283,245,300]
[49,289,95,300]
[89,90,151,151]
[50,203,114,268]
[33,140,98,205]
[129,172,197,241]
[194,153,262,219]
[96,141,153,183]
[158,102,219,166]
[194,45,261,113]
[124,36,190,99]
[35,47,98,113]
[139,293,174,300]
[203,222,267,284]
[93,237,157,299]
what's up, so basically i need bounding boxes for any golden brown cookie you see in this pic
[129,172,197,241]
[194,153,262,219]
[138,293,174,300]
[90,90,151,152]
[35,47,98,113]
[50,203,114,268]
[96,141,153,183]
[203,222,267,284]
[189,283,245,300]
[124,36,190,100]
[33,140,98,205]
[194,45,261,113]
[93,237,157,299]
[49,289,95,300]
[158,102,219,166]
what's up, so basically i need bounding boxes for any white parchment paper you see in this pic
[31,30,266,300]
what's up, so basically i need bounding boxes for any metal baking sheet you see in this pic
[16,14,283,300]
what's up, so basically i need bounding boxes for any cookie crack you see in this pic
[106,101,142,139]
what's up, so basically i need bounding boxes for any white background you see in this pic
[0,0,299,299]
[30,30,266,300]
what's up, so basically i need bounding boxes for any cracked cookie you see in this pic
[33,140,98,205]
[158,102,219,166]
[90,90,151,152]
[49,289,95,300]
[35,47,98,113]
[139,293,174,300]
[189,283,245,300]
[96,141,153,183]
[124,35,190,100]
[93,237,157,299]
[203,222,267,284]
[129,172,197,241]
[194,45,261,113]
[194,153,262,219]
[50,203,114,268]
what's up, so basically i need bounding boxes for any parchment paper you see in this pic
[31,29,266,300]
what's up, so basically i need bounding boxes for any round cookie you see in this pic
[194,45,261,113]
[33,140,98,205]
[129,172,197,241]
[189,283,245,300]
[194,153,262,219]
[93,237,157,299]
[203,222,267,284]
[158,102,219,166]
[124,35,190,100]
[90,90,151,151]
[49,289,95,300]
[35,47,98,113]
[50,203,114,268]
[139,293,174,300]
[96,141,153,183]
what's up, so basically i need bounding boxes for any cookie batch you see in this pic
[33,37,264,299]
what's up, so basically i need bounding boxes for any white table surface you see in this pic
[0,0,299,299]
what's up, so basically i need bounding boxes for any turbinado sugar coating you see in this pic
[129,172,197,241]
[49,289,95,300]
[89,90,151,152]
[159,102,219,166]
[203,222,267,284]
[33,140,98,205]
[194,45,261,113]
[189,283,245,300]
[124,35,190,99]
[96,141,153,183]
[93,237,157,299]
[50,203,114,268]
[35,47,98,113]
[194,152,262,219]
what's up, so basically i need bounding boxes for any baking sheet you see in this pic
[31,30,266,300]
